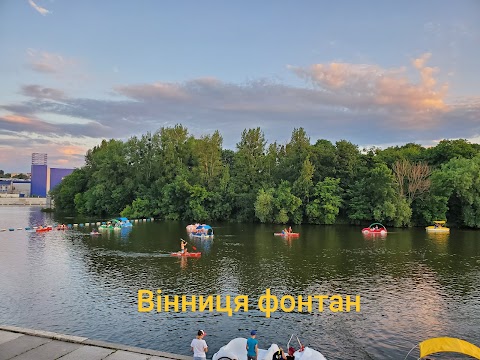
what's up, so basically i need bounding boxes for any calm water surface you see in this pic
[0,207,479,359]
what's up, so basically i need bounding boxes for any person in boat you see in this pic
[180,238,188,254]
[272,347,287,360]
[286,347,295,360]
[246,330,258,360]
[191,329,208,360]
[288,226,292,233]
[374,225,379,230]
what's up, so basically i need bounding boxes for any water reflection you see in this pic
[0,208,479,360]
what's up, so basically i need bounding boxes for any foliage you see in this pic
[306,177,342,224]
[50,125,480,228]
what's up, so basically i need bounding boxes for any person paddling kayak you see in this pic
[180,238,188,254]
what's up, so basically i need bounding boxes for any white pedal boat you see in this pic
[212,338,327,360]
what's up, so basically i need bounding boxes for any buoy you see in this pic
[1,229,6,232]
[17,228,22,230]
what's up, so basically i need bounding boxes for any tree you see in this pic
[310,139,336,182]
[157,125,193,182]
[273,181,302,224]
[193,130,224,190]
[306,177,343,224]
[279,128,311,183]
[392,159,431,202]
[334,140,361,191]
[50,169,87,214]
[430,155,480,228]
[347,163,411,226]
[293,158,315,204]
[231,128,267,221]
[254,188,275,223]
[424,139,480,167]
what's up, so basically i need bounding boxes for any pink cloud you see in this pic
[289,53,448,114]
[0,114,57,133]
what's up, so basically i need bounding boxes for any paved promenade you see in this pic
[0,326,192,360]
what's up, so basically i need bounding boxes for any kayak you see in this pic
[170,252,202,258]
[36,227,53,233]
[274,232,300,237]
[213,338,327,360]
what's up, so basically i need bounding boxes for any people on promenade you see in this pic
[191,329,208,360]
[246,330,258,360]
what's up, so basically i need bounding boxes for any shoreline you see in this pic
[0,198,46,206]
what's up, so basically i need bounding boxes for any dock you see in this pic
[0,325,191,360]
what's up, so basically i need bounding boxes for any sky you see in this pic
[0,0,479,173]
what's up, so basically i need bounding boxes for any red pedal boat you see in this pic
[362,223,387,235]
[170,252,202,258]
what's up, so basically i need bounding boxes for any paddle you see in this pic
[181,238,197,251]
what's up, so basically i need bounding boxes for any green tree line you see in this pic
[50,125,480,228]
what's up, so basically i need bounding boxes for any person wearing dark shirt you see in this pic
[272,347,286,360]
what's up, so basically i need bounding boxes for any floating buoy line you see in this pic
[0,218,155,233]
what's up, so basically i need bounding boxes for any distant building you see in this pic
[0,179,31,195]
[30,153,75,197]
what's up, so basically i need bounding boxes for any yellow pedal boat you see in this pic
[426,220,450,233]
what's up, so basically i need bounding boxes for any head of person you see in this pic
[288,347,295,356]
[250,330,257,337]
[197,329,206,338]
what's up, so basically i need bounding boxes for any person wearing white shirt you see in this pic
[191,329,208,360]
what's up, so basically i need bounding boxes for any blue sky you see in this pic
[0,0,479,172]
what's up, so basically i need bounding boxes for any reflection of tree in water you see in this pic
[28,208,54,227]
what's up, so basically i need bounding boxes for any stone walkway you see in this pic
[0,326,192,360]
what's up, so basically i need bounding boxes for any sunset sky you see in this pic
[0,0,479,172]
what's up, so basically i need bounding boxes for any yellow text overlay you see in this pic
[138,288,361,317]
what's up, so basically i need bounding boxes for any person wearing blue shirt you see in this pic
[246,330,258,360]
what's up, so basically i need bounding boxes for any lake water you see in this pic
[0,206,479,359]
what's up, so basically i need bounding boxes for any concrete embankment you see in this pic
[0,325,191,360]
[0,198,46,206]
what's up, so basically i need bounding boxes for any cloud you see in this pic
[26,49,77,74]
[1,54,480,172]
[28,0,50,16]
[0,135,89,171]
[0,114,58,133]
[288,53,448,117]
[20,85,66,100]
